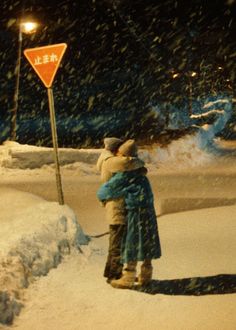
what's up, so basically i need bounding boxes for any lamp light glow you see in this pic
[20,21,38,34]
[190,71,197,77]
[172,73,179,79]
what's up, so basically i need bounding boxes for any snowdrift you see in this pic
[0,188,89,325]
[0,141,100,170]
[0,134,230,172]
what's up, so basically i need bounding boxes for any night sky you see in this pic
[0,0,236,147]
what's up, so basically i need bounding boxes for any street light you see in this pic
[11,20,38,141]
[172,72,180,79]
[190,71,197,78]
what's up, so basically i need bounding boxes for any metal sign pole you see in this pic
[47,87,64,205]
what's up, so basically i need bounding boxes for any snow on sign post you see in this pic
[24,43,67,205]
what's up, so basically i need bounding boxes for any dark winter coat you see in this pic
[97,170,162,263]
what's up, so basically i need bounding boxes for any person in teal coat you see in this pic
[97,156,161,288]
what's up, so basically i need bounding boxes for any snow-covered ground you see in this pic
[0,131,236,329]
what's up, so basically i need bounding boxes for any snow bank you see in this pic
[0,136,221,173]
[0,141,100,169]
[139,133,215,169]
[0,188,89,325]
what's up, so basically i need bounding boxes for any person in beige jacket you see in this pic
[97,138,145,282]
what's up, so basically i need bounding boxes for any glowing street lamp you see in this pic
[172,72,180,79]
[11,20,38,141]
[21,21,38,34]
[190,71,197,77]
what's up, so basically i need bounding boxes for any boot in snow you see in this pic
[138,264,153,286]
[110,270,136,289]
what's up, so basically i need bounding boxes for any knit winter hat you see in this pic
[118,139,138,157]
[104,137,123,152]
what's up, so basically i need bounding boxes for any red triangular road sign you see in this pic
[24,43,67,88]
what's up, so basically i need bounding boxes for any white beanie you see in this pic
[104,137,123,152]
[118,139,138,157]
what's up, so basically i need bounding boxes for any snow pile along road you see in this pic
[0,135,222,173]
[0,141,100,170]
[0,187,89,325]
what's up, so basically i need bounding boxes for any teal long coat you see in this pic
[97,170,161,263]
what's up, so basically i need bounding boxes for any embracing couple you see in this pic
[96,137,161,289]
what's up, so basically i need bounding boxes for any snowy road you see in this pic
[2,169,236,227]
[1,170,236,330]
